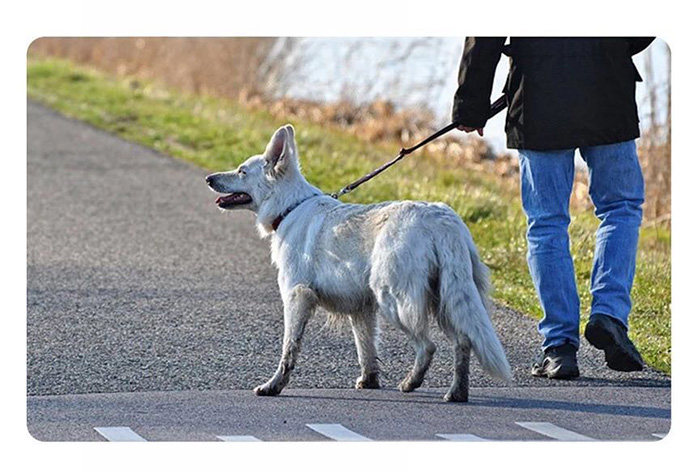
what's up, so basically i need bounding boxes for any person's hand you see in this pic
[457,125,484,137]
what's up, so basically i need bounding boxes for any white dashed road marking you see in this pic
[217,435,262,442]
[515,422,594,441]
[94,427,147,442]
[306,423,372,441]
[436,433,487,441]
[89,422,667,441]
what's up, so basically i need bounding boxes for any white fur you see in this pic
[206,125,512,402]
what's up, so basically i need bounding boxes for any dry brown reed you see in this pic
[29,37,276,98]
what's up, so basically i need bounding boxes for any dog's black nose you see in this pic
[205,175,213,185]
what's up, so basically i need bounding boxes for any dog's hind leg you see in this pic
[254,285,317,397]
[350,312,381,389]
[372,273,435,393]
[444,338,471,402]
[398,332,436,393]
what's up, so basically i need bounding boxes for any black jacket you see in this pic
[452,37,654,150]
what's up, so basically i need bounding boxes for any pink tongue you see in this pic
[216,194,237,204]
[216,193,249,205]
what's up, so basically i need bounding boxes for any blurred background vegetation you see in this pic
[29,37,670,221]
[27,38,671,373]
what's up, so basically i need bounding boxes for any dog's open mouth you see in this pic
[215,192,253,208]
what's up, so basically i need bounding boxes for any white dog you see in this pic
[206,125,511,402]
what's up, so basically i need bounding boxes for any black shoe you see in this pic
[531,343,580,379]
[584,314,644,372]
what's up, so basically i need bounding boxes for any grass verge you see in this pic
[27,57,671,374]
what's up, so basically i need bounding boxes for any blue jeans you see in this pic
[518,141,645,351]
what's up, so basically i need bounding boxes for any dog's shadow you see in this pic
[274,384,670,420]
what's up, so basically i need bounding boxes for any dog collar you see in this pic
[271,195,320,232]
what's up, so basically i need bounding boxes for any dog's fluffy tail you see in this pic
[435,221,512,384]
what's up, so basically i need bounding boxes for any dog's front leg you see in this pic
[254,285,317,396]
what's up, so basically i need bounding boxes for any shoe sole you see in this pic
[585,321,644,372]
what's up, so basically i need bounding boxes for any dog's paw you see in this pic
[443,389,469,403]
[398,376,420,393]
[253,383,281,397]
[355,373,380,390]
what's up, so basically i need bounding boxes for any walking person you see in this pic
[452,37,654,379]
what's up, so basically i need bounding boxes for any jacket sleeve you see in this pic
[627,37,655,56]
[451,37,506,127]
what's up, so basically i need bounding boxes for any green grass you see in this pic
[27,57,671,374]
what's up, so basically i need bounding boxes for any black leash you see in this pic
[330,95,507,199]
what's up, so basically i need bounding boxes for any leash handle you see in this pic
[331,94,507,199]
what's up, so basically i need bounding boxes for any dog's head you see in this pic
[205,124,301,213]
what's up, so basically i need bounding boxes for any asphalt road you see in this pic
[26,101,670,441]
[27,387,670,442]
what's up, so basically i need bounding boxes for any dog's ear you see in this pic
[263,124,298,178]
